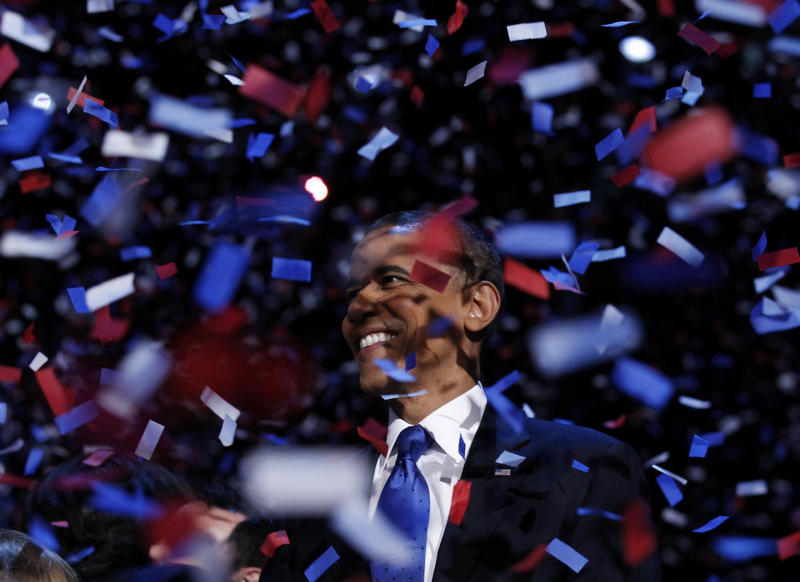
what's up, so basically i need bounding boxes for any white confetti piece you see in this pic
[507,22,547,41]
[135,420,164,460]
[29,353,48,372]
[85,273,135,311]
[200,386,241,421]
[464,61,487,86]
[657,227,705,268]
[101,131,170,161]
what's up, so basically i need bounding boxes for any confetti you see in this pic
[757,248,800,271]
[657,227,705,268]
[448,480,471,525]
[134,420,165,460]
[571,460,589,473]
[769,0,800,33]
[554,190,591,208]
[693,516,729,533]
[678,23,721,55]
[503,258,550,300]
[611,357,674,410]
[357,127,399,161]
[271,257,312,282]
[260,530,290,558]
[463,61,487,86]
[55,401,99,435]
[507,22,547,41]
[304,546,339,582]
[656,474,684,506]
[310,0,340,33]
[545,538,588,573]
[689,435,710,458]
[374,359,416,383]
[240,65,305,118]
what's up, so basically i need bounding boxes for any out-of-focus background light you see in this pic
[305,176,329,202]
[619,36,656,63]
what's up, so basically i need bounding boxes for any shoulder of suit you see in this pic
[522,418,631,456]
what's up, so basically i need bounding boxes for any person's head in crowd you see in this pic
[224,518,272,582]
[0,528,79,582]
[22,452,192,581]
[342,211,503,422]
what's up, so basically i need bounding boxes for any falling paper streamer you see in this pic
[219,414,236,447]
[693,516,730,533]
[260,530,290,558]
[135,420,165,460]
[657,227,705,268]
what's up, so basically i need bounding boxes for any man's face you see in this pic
[341,226,468,395]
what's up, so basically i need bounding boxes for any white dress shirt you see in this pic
[368,384,487,582]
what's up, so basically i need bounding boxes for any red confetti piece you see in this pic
[22,323,35,344]
[447,0,468,35]
[156,262,178,280]
[783,153,800,168]
[622,498,658,567]
[411,260,452,293]
[508,543,548,573]
[51,521,69,528]
[83,449,115,467]
[261,530,290,557]
[35,368,71,417]
[553,280,586,295]
[89,305,131,346]
[757,248,800,271]
[678,23,721,55]
[303,66,332,122]
[503,258,551,300]
[0,365,22,383]
[439,195,478,221]
[310,0,340,33]
[0,43,20,90]
[0,473,36,488]
[657,0,675,17]
[603,413,627,429]
[778,530,800,561]
[448,479,471,525]
[641,107,736,182]
[66,86,105,109]
[612,164,640,187]
[20,172,51,194]
[236,196,277,206]
[357,418,389,457]
[630,107,657,134]
[410,86,424,107]
[56,230,79,239]
[545,22,575,37]
[240,65,306,118]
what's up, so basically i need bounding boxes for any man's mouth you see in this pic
[358,332,398,352]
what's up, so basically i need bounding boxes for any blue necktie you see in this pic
[371,425,434,582]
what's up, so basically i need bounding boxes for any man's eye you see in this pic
[381,275,404,285]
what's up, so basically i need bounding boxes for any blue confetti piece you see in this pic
[541,266,574,286]
[60,215,77,234]
[425,34,440,57]
[553,418,575,425]
[628,72,657,88]
[704,160,723,186]
[55,401,99,435]
[700,431,725,446]
[664,86,684,100]
[304,546,339,582]
[48,152,83,164]
[119,246,152,261]
[271,257,312,282]
[694,516,729,533]
[656,474,683,506]
[595,128,624,161]
[405,352,416,371]
[633,168,676,196]
[398,18,437,28]
[264,433,289,445]
[229,118,257,128]
[45,214,62,234]
[355,76,374,93]
[100,368,123,385]
[97,27,124,42]
[96,167,141,172]
[67,288,91,314]
[91,482,164,520]
[194,242,249,311]
[66,546,95,564]
[571,460,590,473]
[486,390,527,435]
[601,21,639,27]
[458,435,466,459]
[259,216,311,226]
[738,127,779,166]
[152,13,175,35]
[615,125,651,166]
[247,132,275,162]
[24,448,43,476]
[695,10,712,23]
[0,402,6,424]
[0,101,8,123]
[568,242,600,275]
[427,316,452,337]
[545,538,588,573]
[12,155,44,172]
[374,359,416,382]
[84,99,118,128]
[285,8,312,19]
[710,537,777,561]
[202,14,226,29]
[462,38,485,55]
[531,101,554,136]
[611,357,675,410]
[752,231,767,261]
[769,0,800,33]
[754,83,772,98]
[226,52,247,74]
[750,298,800,334]
[29,517,60,552]
[485,370,521,396]
[689,434,710,458]
[577,507,623,521]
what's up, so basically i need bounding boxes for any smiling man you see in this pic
[261,211,661,582]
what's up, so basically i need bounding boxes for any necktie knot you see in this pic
[396,425,433,463]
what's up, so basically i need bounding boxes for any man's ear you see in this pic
[464,281,501,334]
[242,567,262,582]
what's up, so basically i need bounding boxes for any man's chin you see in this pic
[358,371,394,397]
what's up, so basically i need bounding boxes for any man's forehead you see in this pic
[351,227,419,264]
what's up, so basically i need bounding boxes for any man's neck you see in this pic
[388,372,477,425]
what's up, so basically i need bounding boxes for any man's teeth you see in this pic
[359,332,398,350]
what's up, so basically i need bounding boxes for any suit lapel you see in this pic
[432,405,541,582]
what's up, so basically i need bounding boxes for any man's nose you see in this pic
[346,286,383,324]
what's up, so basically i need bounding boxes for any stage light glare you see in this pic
[619,36,656,63]
[305,176,328,201]
[31,93,53,110]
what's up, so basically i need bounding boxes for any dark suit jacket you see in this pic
[260,404,662,582]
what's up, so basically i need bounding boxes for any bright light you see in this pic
[305,176,328,202]
[31,93,53,110]
[619,36,656,63]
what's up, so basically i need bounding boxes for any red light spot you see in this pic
[305,176,328,201]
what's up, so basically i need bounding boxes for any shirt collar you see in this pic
[384,383,486,466]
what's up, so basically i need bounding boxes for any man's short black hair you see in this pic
[364,210,505,343]
[226,518,273,571]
